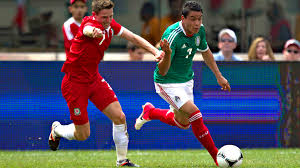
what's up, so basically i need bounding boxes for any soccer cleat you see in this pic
[48,121,61,151]
[134,102,154,130]
[116,159,140,167]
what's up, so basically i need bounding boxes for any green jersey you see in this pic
[154,21,208,84]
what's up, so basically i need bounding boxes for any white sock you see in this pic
[113,123,129,161]
[54,123,75,140]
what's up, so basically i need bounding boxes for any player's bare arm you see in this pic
[120,28,164,62]
[83,26,103,38]
[202,48,231,91]
[157,39,172,76]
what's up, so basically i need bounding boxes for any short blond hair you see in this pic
[92,0,114,14]
[248,37,275,61]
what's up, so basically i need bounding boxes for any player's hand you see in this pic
[160,39,172,55]
[154,50,165,62]
[217,76,231,92]
[92,28,103,38]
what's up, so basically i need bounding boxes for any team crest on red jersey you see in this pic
[74,108,81,116]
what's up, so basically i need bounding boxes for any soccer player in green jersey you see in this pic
[135,1,231,166]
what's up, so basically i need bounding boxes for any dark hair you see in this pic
[182,1,203,18]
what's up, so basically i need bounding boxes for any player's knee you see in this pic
[181,124,191,130]
[113,112,126,124]
[174,116,190,130]
[177,123,190,130]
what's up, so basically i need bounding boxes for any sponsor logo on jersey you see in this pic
[181,44,187,49]
[195,36,200,46]
[74,108,81,116]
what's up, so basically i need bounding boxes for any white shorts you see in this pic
[154,79,194,111]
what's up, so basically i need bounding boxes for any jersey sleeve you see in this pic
[83,22,95,29]
[63,22,74,41]
[62,25,72,54]
[197,25,209,52]
[111,19,124,36]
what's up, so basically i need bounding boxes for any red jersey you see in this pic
[62,17,81,57]
[62,16,123,82]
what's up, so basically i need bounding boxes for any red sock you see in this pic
[147,108,189,129]
[189,110,218,166]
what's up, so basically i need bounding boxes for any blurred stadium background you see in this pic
[1,0,299,54]
[0,0,300,167]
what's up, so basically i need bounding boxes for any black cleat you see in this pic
[116,159,140,167]
[48,121,61,151]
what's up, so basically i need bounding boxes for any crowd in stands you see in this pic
[137,1,300,62]
[7,0,300,62]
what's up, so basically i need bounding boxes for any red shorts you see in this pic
[61,75,118,125]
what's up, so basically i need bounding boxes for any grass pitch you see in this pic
[0,149,299,168]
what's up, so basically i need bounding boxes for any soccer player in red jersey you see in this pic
[62,0,87,57]
[49,0,164,167]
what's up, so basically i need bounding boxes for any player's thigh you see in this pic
[89,78,123,123]
[185,80,194,102]
[154,82,191,111]
[179,80,198,115]
[102,101,125,124]
[173,109,190,125]
[173,101,199,125]
[89,78,118,111]
[61,76,89,125]
[179,100,199,115]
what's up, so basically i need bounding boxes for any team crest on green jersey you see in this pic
[195,36,201,46]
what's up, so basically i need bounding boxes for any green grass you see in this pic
[0,149,299,168]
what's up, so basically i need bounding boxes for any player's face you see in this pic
[182,11,202,35]
[94,8,114,29]
[69,1,87,21]
[218,34,236,52]
[256,41,267,60]
[283,45,300,61]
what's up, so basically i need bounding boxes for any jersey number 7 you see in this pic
[185,48,193,59]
